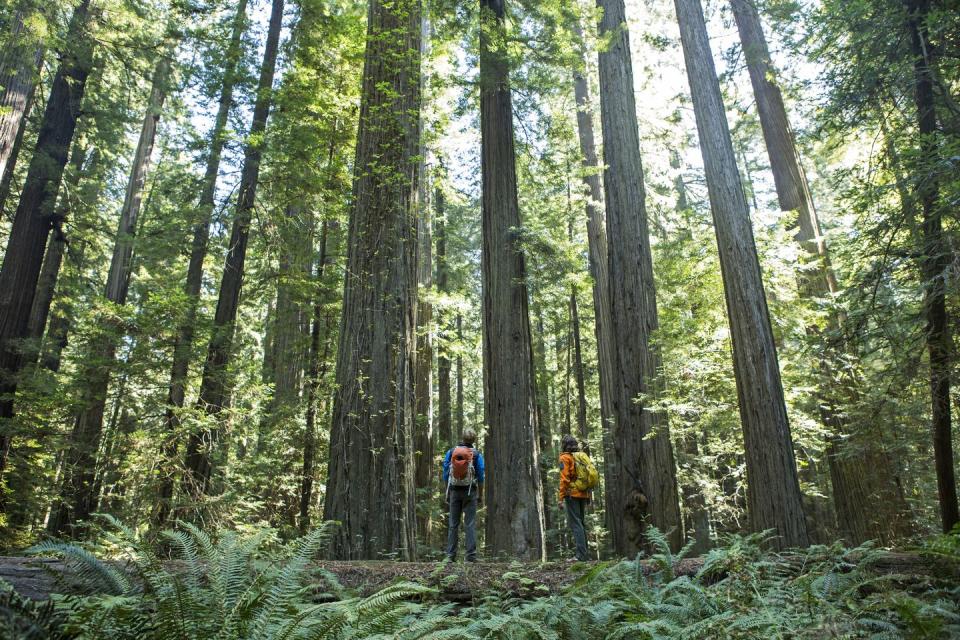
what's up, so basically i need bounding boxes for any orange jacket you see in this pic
[558,452,591,500]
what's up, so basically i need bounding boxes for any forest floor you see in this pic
[1,552,955,602]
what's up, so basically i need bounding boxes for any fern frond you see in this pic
[27,541,134,595]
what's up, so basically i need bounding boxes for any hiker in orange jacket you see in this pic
[558,435,591,561]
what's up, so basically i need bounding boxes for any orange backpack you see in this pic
[449,446,476,491]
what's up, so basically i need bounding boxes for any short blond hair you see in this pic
[462,429,477,446]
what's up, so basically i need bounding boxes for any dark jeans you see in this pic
[446,487,477,561]
[565,496,589,561]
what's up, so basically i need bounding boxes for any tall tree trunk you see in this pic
[674,0,808,548]
[26,144,88,346]
[414,169,434,545]
[183,0,284,499]
[571,13,617,494]
[0,0,93,489]
[321,0,421,561]
[300,219,330,534]
[905,0,957,533]
[0,7,44,213]
[156,0,248,525]
[569,288,588,442]
[479,0,545,561]
[533,309,554,550]
[455,313,464,434]
[732,0,913,544]
[435,186,452,450]
[595,0,682,553]
[48,50,171,535]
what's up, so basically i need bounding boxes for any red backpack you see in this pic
[448,446,476,491]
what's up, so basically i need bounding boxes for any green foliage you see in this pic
[8,524,957,639]
[0,579,67,640]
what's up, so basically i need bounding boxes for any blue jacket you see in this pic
[442,445,485,486]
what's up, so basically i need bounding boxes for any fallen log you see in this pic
[1,553,956,603]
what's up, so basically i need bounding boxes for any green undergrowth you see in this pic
[1,516,958,639]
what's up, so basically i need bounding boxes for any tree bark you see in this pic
[183,0,284,499]
[26,143,88,350]
[321,0,421,561]
[435,187,452,451]
[48,51,169,534]
[731,0,912,545]
[674,0,808,548]
[455,313,464,435]
[569,289,589,442]
[595,0,682,553]
[0,6,44,214]
[0,0,93,488]
[300,219,331,534]
[905,0,957,533]
[479,0,546,561]
[571,14,618,505]
[414,167,434,545]
[155,0,248,525]
[48,49,171,535]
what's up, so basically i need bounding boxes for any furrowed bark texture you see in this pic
[480,0,546,561]
[184,0,284,499]
[435,187,453,450]
[674,0,808,548]
[0,7,44,212]
[49,51,171,535]
[322,0,421,561]
[905,0,957,533]
[0,0,93,489]
[595,0,682,553]
[156,0,248,525]
[571,18,616,454]
[26,144,88,346]
[300,220,331,533]
[731,0,912,544]
[414,166,434,544]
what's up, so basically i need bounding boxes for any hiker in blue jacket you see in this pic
[442,429,485,562]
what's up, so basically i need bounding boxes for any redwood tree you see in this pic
[730,0,913,544]
[0,0,94,489]
[183,0,285,499]
[321,0,422,560]
[595,0,682,553]
[674,0,808,548]
[49,48,173,535]
[156,0,249,525]
[479,0,546,561]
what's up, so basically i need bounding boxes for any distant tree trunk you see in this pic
[435,187,453,450]
[674,0,808,548]
[322,0,421,561]
[571,14,617,492]
[533,309,554,546]
[595,0,682,553]
[26,143,88,347]
[732,0,914,544]
[414,170,434,545]
[183,0,284,500]
[905,0,957,533]
[455,313,464,434]
[155,0,248,525]
[0,0,93,488]
[0,8,44,213]
[48,50,171,535]
[479,0,546,561]
[569,289,588,442]
[299,219,330,534]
